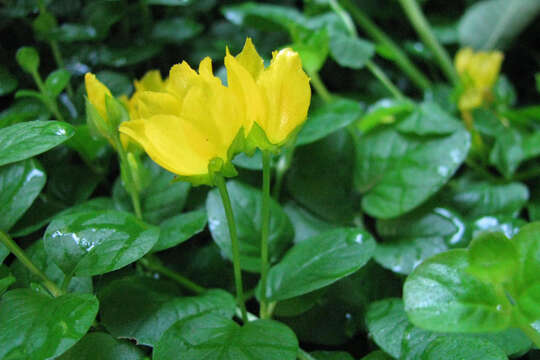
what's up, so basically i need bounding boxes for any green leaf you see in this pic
[512,222,540,321]
[404,249,511,332]
[273,289,327,317]
[488,127,524,178]
[47,164,101,205]
[422,336,508,360]
[44,69,71,98]
[95,70,133,96]
[396,101,460,136]
[292,28,329,74]
[458,0,540,50]
[206,180,293,272]
[356,98,415,133]
[49,24,98,42]
[261,228,375,301]
[43,210,159,276]
[329,28,375,69]
[99,276,235,347]
[15,46,39,73]
[152,209,207,252]
[0,159,46,232]
[354,124,418,193]
[10,239,93,294]
[445,178,529,218]
[154,312,298,360]
[288,130,356,222]
[66,124,110,163]
[375,206,466,274]
[0,120,75,166]
[468,231,518,283]
[0,289,98,359]
[113,158,191,225]
[57,332,145,360]
[362,126,470,219]
[151,17,203,43]
[98,44,163,67]
[366,298,410,358]
[296,97,363,146]
[0,265,15,294]
[0,98,49,129]
[283,202,336,244]
[147,0,191,5]
[0,66,18,96]
[311,351,355,360]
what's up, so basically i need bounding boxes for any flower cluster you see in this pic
[85,38,311,185]
[454,47,504,112]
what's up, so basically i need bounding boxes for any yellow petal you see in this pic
[136,91,182,119]
[134,70,166,92]
[224,48,266,134]
[454,48,474,76]
[84,73,112,121]
[459,88,484,111]
[167,61,200,101]
[256,48,311,144]
[236,37,265,80]
[119,115,218,176]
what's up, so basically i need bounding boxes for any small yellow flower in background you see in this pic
[119,57,243,185]
[454,47,504,111]
[84,73,128,146]
[225,38,311,150]
[126,70,169,121]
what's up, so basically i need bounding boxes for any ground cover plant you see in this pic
[1,0,540,359]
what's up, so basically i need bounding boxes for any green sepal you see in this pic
[105,93,129,130]
[246,121,304,155]
[172,129,244,187]
[85,97,112,143]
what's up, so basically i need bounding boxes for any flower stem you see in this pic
[339,0,431,90]
[49,40,74,98]
[31,70,65,122]
[114,136,143,220]
[259,150,272,319]
[272,146,295,200]
[139,255,206,294]
[366,60,406,100]
[215,175,248,324]
[308,71,332,103]
[397,0,459,85]
[0,231,63,297]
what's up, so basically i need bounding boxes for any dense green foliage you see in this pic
[1,0,540,359]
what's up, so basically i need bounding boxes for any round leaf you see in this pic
[45,69,71,98]
[43,210,159,276]
[15,46,39,73]
[262,228,375,301]
[468,231,518,283]
[154,313,298,360]
[57,332,145,360]
[0,289,98,359]
[404,249,512,332]
[0,121,75,166]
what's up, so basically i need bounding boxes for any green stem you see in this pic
[114,137,143,220]
[139,256,206,294]
[0,231,63,297]
[328,0,406,100]
[397,0,459,85]
[215,175,248,324]
[308,71,332,103]
[49,40,74,98]
[259,151,272,319]
[366,60,406,100]
[31,70,65,122]
[340,0,431,90]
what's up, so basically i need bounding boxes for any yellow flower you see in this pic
[119,57,243,185]
[225,38,311,150]
[84,73,127,145]
[454,47,504,111]
[127,70,169,121]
